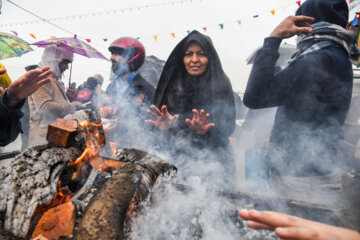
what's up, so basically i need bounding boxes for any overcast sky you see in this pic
[1,0,359,92]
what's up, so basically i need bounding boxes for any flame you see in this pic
[70,120,105,181]
[109,141,119,155]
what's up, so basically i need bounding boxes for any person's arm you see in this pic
[0,66,53,146]
[243,16,314,109]
[239,209,360,240]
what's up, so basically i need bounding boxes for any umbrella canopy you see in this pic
[0,32,33,60]
[32,36,108,61]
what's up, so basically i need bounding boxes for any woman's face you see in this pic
[183,42,208,76]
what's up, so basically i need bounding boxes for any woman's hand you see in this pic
[145,105,178,131]
[185,109,215,135]
[239,209,360,240]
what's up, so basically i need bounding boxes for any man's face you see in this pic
[59,60,71,74]
[110,52,129,76]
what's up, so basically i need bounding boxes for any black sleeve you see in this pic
[243,37,295,109]
[0,90,25,146]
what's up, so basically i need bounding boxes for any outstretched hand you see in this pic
[270,15,314,39]
[5,66,53,108]
[145,105,178,131]
[185,109,215,135]
[239,209,360,240]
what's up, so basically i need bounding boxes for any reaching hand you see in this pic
[72,101,86,110]
[5,66,53,108]
[185,109,215,135]
[270,15,314,39]
[239,209,360,240]
[145,105,178,131]
[66,85,77,101]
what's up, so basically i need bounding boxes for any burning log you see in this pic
[0,145,81,238]
[76,150,177,240]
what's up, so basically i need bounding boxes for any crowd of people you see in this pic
[0,0,360,238]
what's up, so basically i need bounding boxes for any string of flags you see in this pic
[2,0,326,43]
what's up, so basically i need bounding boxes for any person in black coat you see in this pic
[146,30,236,185]
[243,0,355,178]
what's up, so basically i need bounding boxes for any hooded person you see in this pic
[146,30,236,185]
[27,45,84,146]
[243,0,357,205]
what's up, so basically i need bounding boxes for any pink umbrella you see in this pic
[32,35,108,61]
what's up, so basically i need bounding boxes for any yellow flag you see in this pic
[270,10,275,15]
[0,62,12,89]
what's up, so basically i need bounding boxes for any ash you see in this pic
[126,182,278,240]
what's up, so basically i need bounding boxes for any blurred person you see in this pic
[243,0,356,204]
[75,76,99,110]
[92,73,105,106]
[239,209,360,240]
[145,30,236,184]
[28,46,85,146]
[0,66,53,146]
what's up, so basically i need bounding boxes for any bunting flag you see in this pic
[187,30,191,34]
[219,24,224,30]
[11,31,18,36]
[202,27,207,32]
[296,1,301,7]
[253,15,259,18]
[153,35,158,41]
[136,37,141,40]
[29,33,36,39]
[50,36,56,39]
[352,15,359,26]
[270,10,275,15]
[85,39,91,42]
[103,38,108,41]
[171,32,175,38]
[237,19,241,25]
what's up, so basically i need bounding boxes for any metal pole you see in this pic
[69,61,73,87]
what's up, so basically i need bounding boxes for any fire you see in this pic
[70,120,105,181]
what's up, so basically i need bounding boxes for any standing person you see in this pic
[103,37,155,146]
[28,46,85,146]
[145,30,236,185]
[243,0,356,203]
[0,66,53,147]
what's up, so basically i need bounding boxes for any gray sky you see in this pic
[0,0,359,92]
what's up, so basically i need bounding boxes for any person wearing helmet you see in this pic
[27,46,85,146]
[106,37,154,107]
[103,37,155,147]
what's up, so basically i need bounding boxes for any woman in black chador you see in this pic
[146,30,236,185]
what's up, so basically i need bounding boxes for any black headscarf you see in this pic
[295,0,348,28]
[154,30,236,143]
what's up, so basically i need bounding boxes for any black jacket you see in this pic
[0,90,24,146]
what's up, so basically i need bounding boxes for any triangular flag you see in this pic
[219,24,224,30]
[153,35,158,41]
[202,27,207,32]
[253,15,259,18]
[50,36,56,39]
[136,37,141,40]
[237,20,241,25]
[352,15,359,26]
[11,31,18,36]
[103,38,108,42]
[187,30,191,34]
[85,39,91,43]
[296,1,301,7]
[171,32,175,38]
[270,10,275,15]
[29,33,36,39]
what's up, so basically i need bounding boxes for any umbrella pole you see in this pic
[69,62,73,87]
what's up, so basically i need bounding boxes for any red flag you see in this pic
[296,1,301,7]
[50,36,56,39]
[29,33,36,39]
[237,20,241,25]
[202,27,207,32]
[85,39,91,43]
[171,32,175,38]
